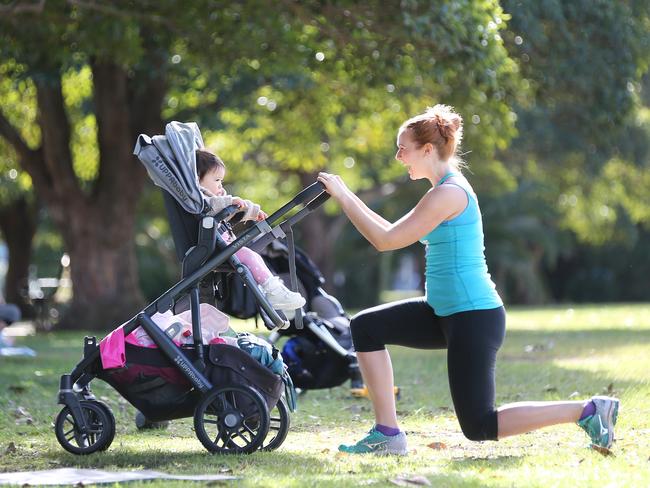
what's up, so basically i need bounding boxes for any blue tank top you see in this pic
[420,172,502,316]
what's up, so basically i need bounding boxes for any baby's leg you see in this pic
[235,247,273,284]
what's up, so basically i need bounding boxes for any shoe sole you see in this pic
[339,447,408,456]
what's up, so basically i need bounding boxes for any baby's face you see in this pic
[201,166,226,196]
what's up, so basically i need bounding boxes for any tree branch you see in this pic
[0,0,45,15]
[34,75,84,204]
[0,108,54,196]
[66,0,177,30]
[0,109,32,159]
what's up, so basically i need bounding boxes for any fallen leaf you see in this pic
[14,406,33,425]
[591,445,615,457]
[427,441,447,450]
[13,407,31,418]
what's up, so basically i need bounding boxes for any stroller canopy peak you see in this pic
[134,121,208,215]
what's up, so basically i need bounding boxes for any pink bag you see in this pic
[101,304,231,370]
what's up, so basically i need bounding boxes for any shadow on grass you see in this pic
[42,447,527,488]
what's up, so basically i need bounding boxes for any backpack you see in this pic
[281,317,353,390]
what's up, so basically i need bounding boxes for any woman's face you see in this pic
[396,129,430,180]
[201,166,226,196]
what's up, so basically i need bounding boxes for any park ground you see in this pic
[0,303,649,487]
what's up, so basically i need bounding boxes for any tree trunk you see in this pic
[0,196,37,311]
[0,55,165,331]
[58,203,144,330]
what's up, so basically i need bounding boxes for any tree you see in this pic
[1,1,524,327]
[492,0,650,302]
[193,0,525,285]
[0,4,173,329]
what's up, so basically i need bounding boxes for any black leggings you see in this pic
[351,297,506,441]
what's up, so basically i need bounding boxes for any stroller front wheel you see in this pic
[193,385,270,454]
[54,401,115,455]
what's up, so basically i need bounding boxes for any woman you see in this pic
[317,104,619,455]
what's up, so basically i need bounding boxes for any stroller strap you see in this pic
[285,226,303,330]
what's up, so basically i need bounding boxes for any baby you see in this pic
[196,149,306,314]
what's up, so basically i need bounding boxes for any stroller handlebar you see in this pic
[266,181,329,226]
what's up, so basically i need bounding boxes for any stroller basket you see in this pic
[98,343,283,423]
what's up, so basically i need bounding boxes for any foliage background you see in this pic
[0,1,649,326]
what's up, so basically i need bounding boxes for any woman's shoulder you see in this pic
[422,181,468,215]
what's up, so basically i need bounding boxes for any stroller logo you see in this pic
[151,156,188,202]
[173,355,209,390]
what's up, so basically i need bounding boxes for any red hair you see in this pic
[401,105,463,163]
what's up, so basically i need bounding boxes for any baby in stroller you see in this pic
[54,121,329,455]
[196,148,305,317]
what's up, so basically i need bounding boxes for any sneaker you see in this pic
[577,396,620,449]
[260,276,306,311]
[338,427,407,455]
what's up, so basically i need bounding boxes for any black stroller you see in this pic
[54,122,330,455]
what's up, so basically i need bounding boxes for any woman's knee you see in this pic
[350,311,382,352]
[457,411,498,442]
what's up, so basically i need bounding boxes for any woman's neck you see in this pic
[429,162,454,186]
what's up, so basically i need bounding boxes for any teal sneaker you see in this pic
[338,427,407,456]
[577,396,620,449]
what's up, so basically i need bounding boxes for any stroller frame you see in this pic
[55,182,329,455]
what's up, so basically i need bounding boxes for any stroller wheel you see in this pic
[54,401,114,455]
[194,385,270,454]
[262,397,290,451]
[94,401,116,451]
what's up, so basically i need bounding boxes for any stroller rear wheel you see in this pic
[194,385,270,454]
[54,401,115,455]
[262,396,290,451]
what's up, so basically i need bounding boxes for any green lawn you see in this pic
[1,304,649,487]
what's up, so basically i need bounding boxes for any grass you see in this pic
[1,303,649,487]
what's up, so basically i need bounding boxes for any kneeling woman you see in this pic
[317,105,618,455]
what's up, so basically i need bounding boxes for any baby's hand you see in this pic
[232,197,247,208]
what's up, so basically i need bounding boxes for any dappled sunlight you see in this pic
[553,343,650,382]
[507,304,650,332]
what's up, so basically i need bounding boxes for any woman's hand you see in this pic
[317,172,349,201]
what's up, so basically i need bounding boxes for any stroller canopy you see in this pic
[133,121,207,215]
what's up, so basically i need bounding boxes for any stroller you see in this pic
[54,122,329,455]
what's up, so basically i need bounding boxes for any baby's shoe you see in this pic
[260,276,306,311]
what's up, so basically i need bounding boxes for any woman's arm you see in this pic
[318,172,467,251]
